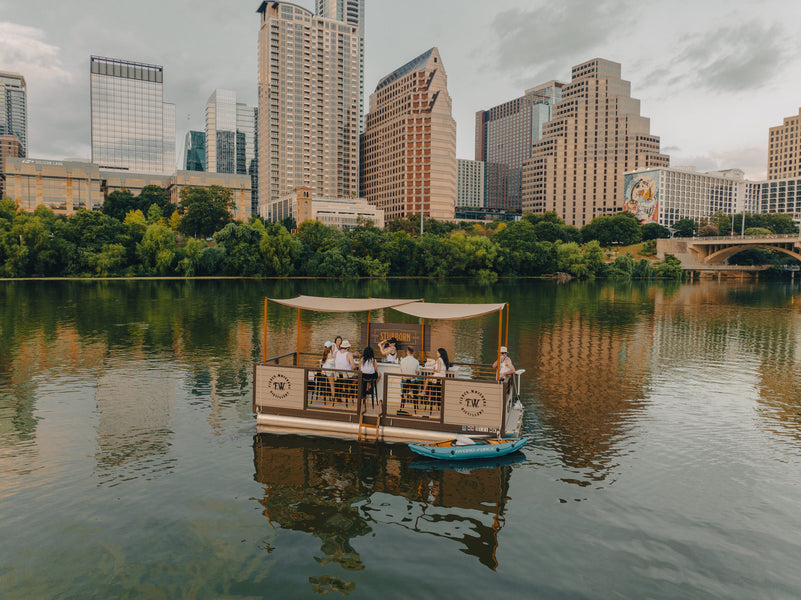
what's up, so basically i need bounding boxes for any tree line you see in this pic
[13,185,789,279]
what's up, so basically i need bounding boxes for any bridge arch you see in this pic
[705,244,801,265]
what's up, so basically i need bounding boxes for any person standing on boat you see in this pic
[399,346,420,415]
[422,348,450,413]
[334,340,358,402]
[359,346,379,407]
[493,346,515,381]
[378,337,399,363]
[333,335,343,353]
[320,341,337,403]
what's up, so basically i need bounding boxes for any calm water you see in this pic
[2,279,801,599]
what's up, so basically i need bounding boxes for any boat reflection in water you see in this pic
[253,433,519,588]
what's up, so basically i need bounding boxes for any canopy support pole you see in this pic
[504,303,510,347]
[496,308,503,380]
[296,307,301,365]
[366,311,371,350]
[421,318,426,362]
[262,298,268,363]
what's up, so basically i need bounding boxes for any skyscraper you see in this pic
[314,0,364,132]
[768,108,801,180]
[205,89,256,176]
[183,130,206,172]
[90,56,176,175]
[522,58,669,227]
[0,72,28,157]
[475,81,563,211]
[360,47,456,221]
[257,1,360,210]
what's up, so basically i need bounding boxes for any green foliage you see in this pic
[102,190,137,221]
[698,224,720,237]
[744,227,774,236]
[672,218,696,237]
[177,186,234,239]
[641,222,670,241]
[657,254,684,279]
[639,239,657,256]
[137,224,177,275]
[580,212,642,245]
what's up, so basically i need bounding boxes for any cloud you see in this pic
[646,23,789,94]
[0,22,72,91]
[670,145,767,180]
[489,0,639,81]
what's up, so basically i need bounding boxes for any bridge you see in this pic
[656,235,801,274]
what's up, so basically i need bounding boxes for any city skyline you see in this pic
[2,0,801,180]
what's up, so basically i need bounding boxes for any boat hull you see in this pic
[408,437,527,460]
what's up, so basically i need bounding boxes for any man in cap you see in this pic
[492,346,515,381]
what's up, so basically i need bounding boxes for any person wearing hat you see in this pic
[333,339,358,403]
[492,346,515,381]
[378,337,399,363]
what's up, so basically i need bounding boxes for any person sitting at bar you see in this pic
[398,346,420,415]
[377,337,399,363]
[359,346,379,407]
[492,346,515,381]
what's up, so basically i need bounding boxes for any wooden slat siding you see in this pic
[254,364,307,410]
[442,379,504,434]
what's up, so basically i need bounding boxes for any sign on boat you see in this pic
[253,295,525,443]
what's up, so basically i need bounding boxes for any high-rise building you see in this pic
[475,81,564,211]
[205,89,256,176]
[183,130,206,171]
[90,56,176,175]
[360,47,456,221]
[256,2,360,211]
[0,72,27,158]
[521,58,669,227]
[0,134,22,198]
[457,159,485,208]
[314,0,364,132]
[768,108,801,180]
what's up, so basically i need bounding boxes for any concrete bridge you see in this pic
[657,235,801,271]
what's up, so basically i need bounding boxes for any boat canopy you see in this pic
[393,301,507,320]
[268,295,421,313]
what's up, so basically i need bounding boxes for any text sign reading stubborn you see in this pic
[360,323,431,352]
[256,365,305,410]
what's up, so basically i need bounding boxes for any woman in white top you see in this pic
[422,347,450,413]
[320,342,337,403]
[334,339,358,403]
[378,337,398,363]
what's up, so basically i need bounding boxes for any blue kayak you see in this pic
[408,436,527,460]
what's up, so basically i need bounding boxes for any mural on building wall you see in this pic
[624,173,659,224]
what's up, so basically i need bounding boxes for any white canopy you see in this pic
[392,301,507,320]
[268,295,421,313]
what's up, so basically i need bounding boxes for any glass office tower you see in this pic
[0,72,28,157]
[183,130,206,171]
[90,56,176,174]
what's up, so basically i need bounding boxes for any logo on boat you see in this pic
[268,373,292,399]
[458,389,487,417]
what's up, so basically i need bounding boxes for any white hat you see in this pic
[340,339,351,348]
[500,346,508,353]
[324,341,333,348]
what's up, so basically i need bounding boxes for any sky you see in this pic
[2,0,800,180]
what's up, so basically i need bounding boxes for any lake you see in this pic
[1,278,801,598]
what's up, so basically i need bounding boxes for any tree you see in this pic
[138,185,175,217]
[672,218,696,237]
[102,190,137,221]
[213,221,264,276]
[641,222,670,241]
[177,186,234,239]
[136,223,177,275]
[259,221,301,276]
[698,224,720,237]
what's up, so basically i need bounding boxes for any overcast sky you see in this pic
[2,0,800,180]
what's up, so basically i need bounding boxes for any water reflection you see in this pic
[252,433,516,588]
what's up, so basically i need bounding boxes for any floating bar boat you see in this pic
[253,295,524,444]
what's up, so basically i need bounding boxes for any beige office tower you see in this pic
[256,2,360,209]
[522,58,668,227]
[768,108,801,180]
[360,47,456,221]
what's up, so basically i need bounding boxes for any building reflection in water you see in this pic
[253,434,517,589]
[527,286,654,482]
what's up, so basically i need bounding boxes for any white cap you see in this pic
[324,341,333,348]
[500,346,508,353]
